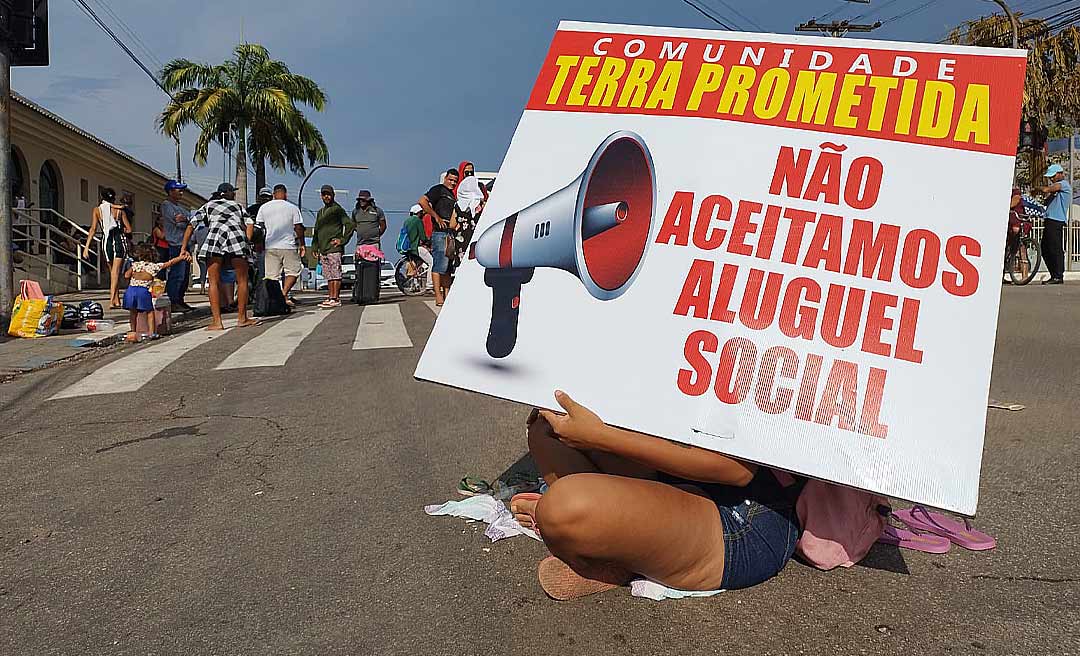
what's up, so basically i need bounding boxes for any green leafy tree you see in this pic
[158,43,329,203]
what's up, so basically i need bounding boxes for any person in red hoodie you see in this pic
[452,160,488,267]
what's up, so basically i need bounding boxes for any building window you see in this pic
[38,160,62,216]
[152,202,162,223]
[80,178,89,202]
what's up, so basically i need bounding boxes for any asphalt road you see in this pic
[1,286,1077,656]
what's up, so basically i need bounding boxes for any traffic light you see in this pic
[0,0,49,67]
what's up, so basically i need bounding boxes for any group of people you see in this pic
[411,161,488,305]
[1006,163,1073,285]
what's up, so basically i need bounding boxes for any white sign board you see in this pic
[417,21,1027,514]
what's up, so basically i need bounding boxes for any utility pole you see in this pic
[796,0,881,37]
[0,39,11,328]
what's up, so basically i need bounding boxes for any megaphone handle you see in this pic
[485,267,534,359]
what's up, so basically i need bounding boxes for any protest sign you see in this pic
[416,21,1027,514]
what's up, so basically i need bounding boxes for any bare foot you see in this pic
[236,319,259,328]
[206,323,225,331]
[510,494,540,532]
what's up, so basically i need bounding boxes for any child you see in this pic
[123,243,191,338]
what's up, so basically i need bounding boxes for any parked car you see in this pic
[341,254,356,288]
[380,261,395,288]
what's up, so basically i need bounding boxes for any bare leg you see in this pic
[128,309,138,333]
[432,272,445,305]
[147,310,157,336]
[109,258,123,307]
[282,275,298,297]
[538,473,726,592]
[329,280,341,302]
[206,258,225,330]
[234,258,256,327]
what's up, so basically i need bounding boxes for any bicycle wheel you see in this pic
[1007,236,1040,286]
[395,257,426,296]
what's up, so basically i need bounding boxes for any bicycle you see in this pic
[1004,215,1040,286]
[394,254,430,296]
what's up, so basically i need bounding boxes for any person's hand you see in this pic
[299,245,306,258]
[539,391,609,451]
[330,238,342,247]
[180,248,189,260]
[82,246,90,259]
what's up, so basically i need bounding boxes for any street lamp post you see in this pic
[990,0,1020,48]
[297,164,369,215]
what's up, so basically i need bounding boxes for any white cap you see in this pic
[410,204,423,214]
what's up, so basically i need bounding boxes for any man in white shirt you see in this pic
[252,184,306,305]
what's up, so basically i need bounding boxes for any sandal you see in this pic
[877,524,951,554]
[892,506,996,551]
[538,556,620,601]
[457,476,492,496]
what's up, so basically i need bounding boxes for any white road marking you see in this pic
[353,304,413,350]
[424,301,440,317]
[50,322,236,399]
[215,311,331,370]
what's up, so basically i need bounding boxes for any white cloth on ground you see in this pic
[425,494,726,602]
[424,495,540,542]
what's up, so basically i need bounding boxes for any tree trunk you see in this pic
[255,157,266,195]
[234,125,249,206]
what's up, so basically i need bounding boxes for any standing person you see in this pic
[151,216,170,280]
[352,190,386,247]
[418,168,459,306]
[453,161,487,264]
[161,180,194,312]
[1037,164,1071,285]
[247,187,273,278]
[254,184,306,306]
[180,183,258,330]
[122,243,190,338]
[312,185,355,308]
[82,187,130,309]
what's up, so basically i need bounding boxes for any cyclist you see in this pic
[400,204,433,290]
[1005,186,1024,274]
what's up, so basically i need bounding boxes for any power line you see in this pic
[880,0,943,25]
[707,0,765,30]
[679,0,736,29]
[89,0,164,71]
[853,0,904,20]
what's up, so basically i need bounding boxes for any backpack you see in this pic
[774,472,889,571]
[396,225,412,254]
[253,278,290,317]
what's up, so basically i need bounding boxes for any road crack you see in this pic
[972,574,1079,584]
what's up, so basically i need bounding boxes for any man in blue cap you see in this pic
[1037,163,1071,284]
[161,179,195,309]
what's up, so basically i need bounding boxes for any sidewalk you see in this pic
[0,289,212,378]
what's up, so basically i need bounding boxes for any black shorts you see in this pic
[103,228,128,261]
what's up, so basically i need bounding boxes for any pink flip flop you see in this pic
[878,524,951,553]
[892,506,997,551]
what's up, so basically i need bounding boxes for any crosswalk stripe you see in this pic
[353,304,413,350]
[424,301,441,317]
[215,311,332,370]
[50,322,237,400]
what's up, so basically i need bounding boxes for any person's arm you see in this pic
[83,208,100,258]
[537,391,756,486]
[1039,181,1063,194]
[378,208,387,236]
[162,253,191,268]
[294,222,306,258]
[117,207,132,234]
[418,195,446,230]
[179,224,195,256]
[339,207,356,246]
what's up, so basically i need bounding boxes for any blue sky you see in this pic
[13,0,1016,226]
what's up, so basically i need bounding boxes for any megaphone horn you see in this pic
[472,131,656,359]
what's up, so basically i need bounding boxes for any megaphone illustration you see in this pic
[470,131,656,358]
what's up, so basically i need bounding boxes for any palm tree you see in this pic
[947,12,1080,184]
[158,43,329,204]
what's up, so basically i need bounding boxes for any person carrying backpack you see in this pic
[398,204,433,289]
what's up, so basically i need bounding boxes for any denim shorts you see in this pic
[717,499,799,590]
[430,231,451,274]
[220,267,237,284]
